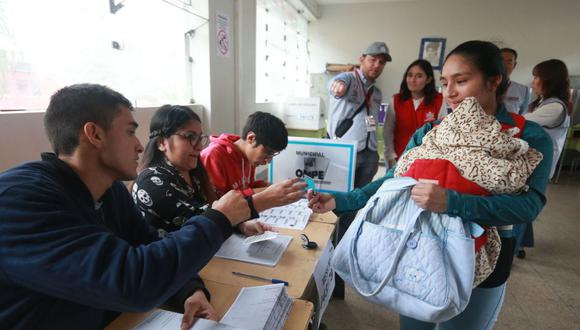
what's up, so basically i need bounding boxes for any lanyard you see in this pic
[355,70,374,113]
[241,157,250,190]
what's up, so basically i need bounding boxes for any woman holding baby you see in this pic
[308,41,553,329]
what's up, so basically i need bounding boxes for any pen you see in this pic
[232,271,289,286]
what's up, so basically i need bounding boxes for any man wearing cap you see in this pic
[327,41,391,188]
[326,42,391,300]
[501,47,530,115]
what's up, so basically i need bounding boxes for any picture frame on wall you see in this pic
[419,38,446,70]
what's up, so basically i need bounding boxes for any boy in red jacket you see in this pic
[201,111,288,197]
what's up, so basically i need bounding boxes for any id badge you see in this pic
[365,115,377,132]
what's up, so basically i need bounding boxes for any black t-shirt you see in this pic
[133,160,210,236]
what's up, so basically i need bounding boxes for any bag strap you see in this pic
[348,99,368,121]
[347,194,425,297]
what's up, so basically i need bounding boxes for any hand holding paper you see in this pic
[307,190,336,214]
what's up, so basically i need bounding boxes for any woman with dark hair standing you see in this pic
[308,41,552,329]
[383,59,445,167]
[514,59,571,259]
[525,59,571,178]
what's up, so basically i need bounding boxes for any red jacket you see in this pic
[200,134,267,197]
[393,93,443,158]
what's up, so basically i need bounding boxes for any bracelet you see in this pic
[245,195,259,220]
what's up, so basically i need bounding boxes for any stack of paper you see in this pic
[221,284,292,330]
[258,199,312,230]
[133,310,244,329]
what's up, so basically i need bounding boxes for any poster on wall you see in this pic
[419,37,446,70]
[268,137,356,193]
[216,11,231,57]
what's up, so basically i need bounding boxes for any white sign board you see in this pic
[268,137,356,193]
[313,241,335,328]
[284,97,324,130]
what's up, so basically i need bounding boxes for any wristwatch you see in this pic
[245,195,260,220]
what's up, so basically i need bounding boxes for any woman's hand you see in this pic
[238,220,275,236]
[306,190,336,213]
[411,183,448,213]
[180,290,218,330]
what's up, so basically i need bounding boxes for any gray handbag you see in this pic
[331,177,475,322]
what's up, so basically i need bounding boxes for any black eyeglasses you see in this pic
[265,148,281,157]
[173,132,209,148]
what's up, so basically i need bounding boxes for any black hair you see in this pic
[241,111,288,151]
[44,83,132,156]
[500,47,518,60]
[140,105,216,202]
[399,59,438,105]
[445,40,509,104]
[529,59,572,115]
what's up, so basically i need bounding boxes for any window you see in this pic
[0,0,207,111]
[256,0,309,103]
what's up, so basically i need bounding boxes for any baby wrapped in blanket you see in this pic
[394,96,543,285]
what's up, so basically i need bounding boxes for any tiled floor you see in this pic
[321,168,580,330]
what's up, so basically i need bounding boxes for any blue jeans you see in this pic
[399,283,507,330]
[354,149,379,188]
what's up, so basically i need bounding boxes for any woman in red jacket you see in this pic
[383,59,445,167]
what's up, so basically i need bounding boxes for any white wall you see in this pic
[208,0,237,135]
[308,0,580,99]
[235,0,258,133]
[0,105,206,171]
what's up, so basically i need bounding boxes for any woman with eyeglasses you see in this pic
[133,105,271,238]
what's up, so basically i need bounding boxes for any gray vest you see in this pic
[537,97,570,178]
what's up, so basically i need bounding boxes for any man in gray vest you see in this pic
[327,42,391,300]
[327,41,391,188]
[501,48,530,115]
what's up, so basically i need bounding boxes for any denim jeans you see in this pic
[354,149,379,188]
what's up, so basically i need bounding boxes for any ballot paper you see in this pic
[243,231,279,245]
[132,310,244,330]
[215,233,292,267]
[221,284,292,330]
[258,199,312,230]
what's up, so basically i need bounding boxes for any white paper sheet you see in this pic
[133,310,244,330]
[243,231,279,245]
[221,284,292,330]
[214,234,292,267]
[258,199,312,230]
